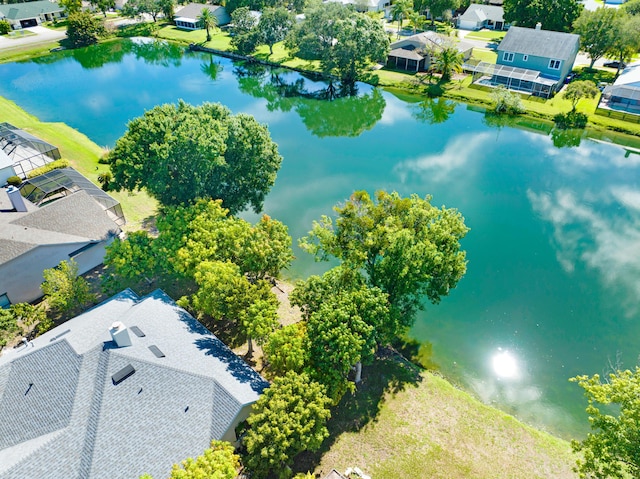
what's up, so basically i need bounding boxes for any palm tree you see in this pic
[432,45,463,82]
[407,10,426,34]
[198,7,218,42]
[390,0,413,38]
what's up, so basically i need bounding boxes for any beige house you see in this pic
[387,31,474,72]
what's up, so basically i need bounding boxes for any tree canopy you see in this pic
[168,440,240,479]
[573,7,618,68]
[42,259,96,314]
[300,191,469,327]
[286,4,389,84]
[563,80,599,112]
[66,11,106,47]
[257,7,293,55]
[503,0,583,32]
[198,7,218,42]
[244,372,331,478]
[106,101,282,212]
[570,368,640,479]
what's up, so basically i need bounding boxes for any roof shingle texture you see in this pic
[498,26,580,61]
[0,1,63,20]
[0,289,268,479]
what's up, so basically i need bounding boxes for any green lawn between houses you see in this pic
[0,96,157,230]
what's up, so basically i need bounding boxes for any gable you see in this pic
[498,26,579,61]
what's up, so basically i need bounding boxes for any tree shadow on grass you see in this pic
[292,349,424,475]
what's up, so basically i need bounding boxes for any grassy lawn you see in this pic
[0,39,64,63]
[0,96,157,230]
[464,29,508,42]
[305,357,576,479]
[470,47,497,63]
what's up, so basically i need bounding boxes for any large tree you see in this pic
[607,13,640,77]
[256,7,293,55]
[563,80,599,112]
[424,0,458,26]
[286,4,390,84]
[573,7,618,68]
[391,0,412,34]
[106,101,282,212]
[503,0,583,32]
[570,368,640,479]
[300,190,469,327]
[198,8,217,42]
[90,0,115,16]
[168,440,240,479]
[244,372,332,478]
[432,45,464,81]
[66,11,106,47]
[42,259,96,314]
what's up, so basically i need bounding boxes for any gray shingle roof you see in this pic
[497,26,580,61]
[460,3,504,23]
[0,189,120,264]
[0,1,63,21]
[0,289,268,479]
[174,3,231,24]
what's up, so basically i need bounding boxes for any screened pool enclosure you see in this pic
[20,168,125,226]
[0,122,61,178]
[467,62,558,98]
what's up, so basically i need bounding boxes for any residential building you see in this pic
[598,62,640,120]
[0,1,65,29]
[457,4,507,31]
[387,31,474,72]
[174,3,231,30]
[0,288,269,479]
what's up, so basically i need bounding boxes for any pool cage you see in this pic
[0,122,61,178]
[468,62,558,99]
[20,168,126,226]
[600,85,640,114]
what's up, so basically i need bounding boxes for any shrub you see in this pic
[0,19,11,35]
[231,30,262,55]
[97,171,112,190]
[27,159,70,178]
[6,175,22,186]
[554,111,588,129]
[491,87,525,115]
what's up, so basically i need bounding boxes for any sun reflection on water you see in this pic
[491,349,519,379]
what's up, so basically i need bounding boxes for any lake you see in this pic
[1,38,639,438]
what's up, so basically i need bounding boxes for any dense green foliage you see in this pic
[623,0,640,15]
[503,0,583,31]
[0,19,11,35]
[0,303,46,349]
[563,80,599,112]
[573,7,618,68]
[244,372,331,478]
[286,4,389,84]
[300,190,468,326]
[66,11,106,47]
[257,7,293,55]
[90,0,115,16]
[26,159,70,178]
[432,45,463,81]
[263,322,306,375]
[424,0,458,25]
[169,440,239,479]
[230,6,258,34]
[491,86,524,115]
[106,101,282,212]
[41,260,95,313]
[59,0,82,15]
[122,0,173,21]
[571,368,640,479]
[607,14,640,76]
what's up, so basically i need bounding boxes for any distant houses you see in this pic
[0,288,269,479]
[387,31,474,72]
[174,3,231,30]
[457,4,507,31]
[0,0,65,29]
[598,62,640,119]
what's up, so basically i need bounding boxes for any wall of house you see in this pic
[0,166,16,186]
[0,240,110,305]
[458,19,482,30]
[221,404,254,445]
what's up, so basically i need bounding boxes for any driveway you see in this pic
[0,25,66,52]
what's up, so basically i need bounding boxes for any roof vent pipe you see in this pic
[7,186,27,212]
[109,322,132,348]
[535,22,542,30]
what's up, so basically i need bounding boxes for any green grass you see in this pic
[471,47,497,63]
[464,29,507,42]
[0,96,157,230]
[304,357,576,479]
[0,39,63,64]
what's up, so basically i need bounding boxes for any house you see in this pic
[387,31,474,72]
[174,3,231,30]
[468,24,579,97]
[0,288,269,479]
[0,169,123,306]
[457,4,507,31]
[324,0,391,13]
[598,62,640,118]
[0,123,60,179]
[0,0,65,29]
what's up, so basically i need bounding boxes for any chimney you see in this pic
[7,186,27,212]
[535,22,542,30]
[109,322,132,347]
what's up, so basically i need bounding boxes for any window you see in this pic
[503,52,514,62]
[0,293,10,309]
[523,55,528,62]
[549,59,561,70]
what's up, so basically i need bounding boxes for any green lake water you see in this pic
[2,39,640,438]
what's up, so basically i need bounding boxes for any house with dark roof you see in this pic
[0,289,269,479]
[0,0,65,29]
[174,3,231,30]
[387,31,474,72]
[458,4,507,31]
[598,62,640,119]
[0,178,122,307]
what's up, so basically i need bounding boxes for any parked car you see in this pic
[565,72,578,84]
[603,60,626,69]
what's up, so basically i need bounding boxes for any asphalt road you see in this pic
[0,26,66,52]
